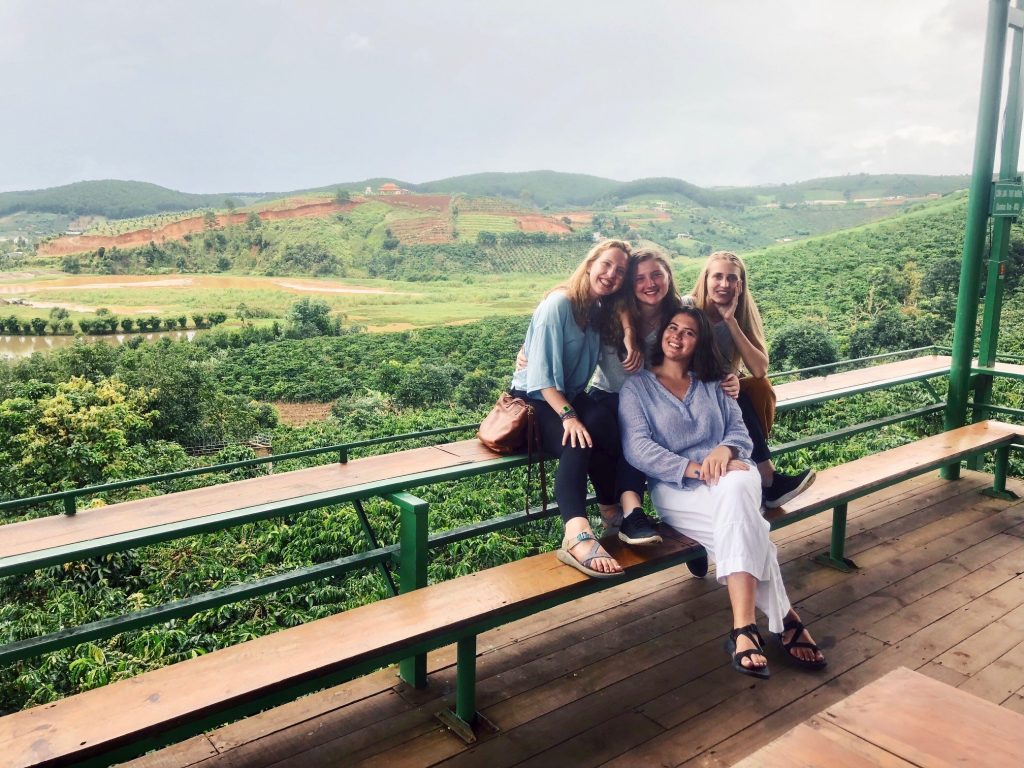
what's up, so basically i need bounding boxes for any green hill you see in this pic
[414,170,621,207]
[0,180,264,219]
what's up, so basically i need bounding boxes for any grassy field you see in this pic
[0,271,558,330]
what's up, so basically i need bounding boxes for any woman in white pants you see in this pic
[618,307,825,678]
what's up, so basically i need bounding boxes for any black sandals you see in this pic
[776,617,827,670]
[725,624,770,679]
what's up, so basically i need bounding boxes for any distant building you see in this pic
[378,183,408,195]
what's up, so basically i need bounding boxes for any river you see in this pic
[0,330,200,360]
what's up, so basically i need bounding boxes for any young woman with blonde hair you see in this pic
[690,251,814,508]
[509,239,632,578]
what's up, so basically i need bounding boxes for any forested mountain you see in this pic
[1,172,969,219]
[0,180,262,219]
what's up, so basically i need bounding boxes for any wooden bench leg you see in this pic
[435,635,497,743]
[814,502,858,572]
[983,445,1020,500]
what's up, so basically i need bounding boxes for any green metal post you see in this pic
[455,636,478,725]
[974,0,1024,437]
[944,0,1011,481]
[813,502,857,572]
[983,445,1020,499]
[387,491,429,687]
[63,495,76,516]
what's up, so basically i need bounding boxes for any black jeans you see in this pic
[738,391,772,465]
[511,389,617,523]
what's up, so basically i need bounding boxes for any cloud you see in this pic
[343,32,371,54]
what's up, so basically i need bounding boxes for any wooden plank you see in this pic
[773,354,951,407]
[732,719,917,768]
[823,667,1024,768]
[118,735,219,768]
[766,420,1020,519]
[955,638,1024,705]
[0,446,475,560]
[931,601,1024,676]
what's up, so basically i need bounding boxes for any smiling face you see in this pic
[705,258,743,308]
[633,257,671,307]
[661,311,700,362]
[587,247,628,298]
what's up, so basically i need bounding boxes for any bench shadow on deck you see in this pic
[126,469,1024,768]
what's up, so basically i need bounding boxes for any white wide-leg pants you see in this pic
[650,466,791,633]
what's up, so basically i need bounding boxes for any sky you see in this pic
[0,0,996,194]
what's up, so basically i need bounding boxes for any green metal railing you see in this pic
[0,422,480,517]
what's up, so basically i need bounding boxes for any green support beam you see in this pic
[972,0,1024,460]
[945,0,1012,480]
[387,491,430,688]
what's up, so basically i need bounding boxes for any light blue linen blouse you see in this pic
[510,292,600,401]
[618,368,753,490]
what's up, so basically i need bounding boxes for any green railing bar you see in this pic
[971,403,1024,419]
[0,454,536,579]
[352,498,397,597]
[0,496,575,664]
[771,403,945,456]
[0,545,395,665]
[0,422,480,514]
[973,365,1024,382]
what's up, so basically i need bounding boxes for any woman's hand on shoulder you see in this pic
[721,373,740,399]
[515,347,528,372]
[621,335,643,373]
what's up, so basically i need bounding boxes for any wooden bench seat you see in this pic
[0,439,518,578]
[765,419,1023,569]
[0,529,703,768]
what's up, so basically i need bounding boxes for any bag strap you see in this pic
[524,405,548,514]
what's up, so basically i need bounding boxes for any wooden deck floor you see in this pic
[127,470,1024,768]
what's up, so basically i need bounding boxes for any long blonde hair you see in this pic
[553,239,631,328]
[691,251,767,372]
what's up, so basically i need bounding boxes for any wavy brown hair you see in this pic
[649,307,728,382]
[601,245,683,350]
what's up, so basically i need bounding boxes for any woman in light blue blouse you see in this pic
[619,307,826,678]
[510,239,630,579]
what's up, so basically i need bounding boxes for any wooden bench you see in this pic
[765,419,1023,570]
[0,528,705,768]
[0,440,526,579]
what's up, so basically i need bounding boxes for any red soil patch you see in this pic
[516,215,573,234]
[554,212,594,225]
[38,200,361,257]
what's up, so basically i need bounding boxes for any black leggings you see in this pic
[589,388,646,500]
[738,391,772,465]
[511,389,617,523]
